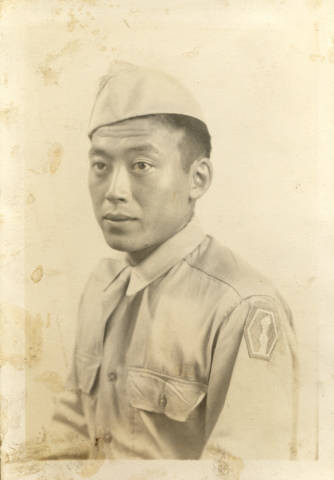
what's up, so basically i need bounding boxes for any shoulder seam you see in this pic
[183,258,242,299]
[184,260,278,304]
[243,294,277,303]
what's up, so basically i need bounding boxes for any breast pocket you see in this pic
[127,367,207,422]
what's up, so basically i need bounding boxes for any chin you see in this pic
[104,231,162,256]
[105,239,132,252]
[103,233,139,253]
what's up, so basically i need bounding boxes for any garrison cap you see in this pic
[88,62,205,138]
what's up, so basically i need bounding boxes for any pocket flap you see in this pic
[128,368,207,422]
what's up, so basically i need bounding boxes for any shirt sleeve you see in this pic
[34,283,96,460]
[45,389,91,459]
[31,262,111,460]
[201,294,298,461]
[26,357,91,460]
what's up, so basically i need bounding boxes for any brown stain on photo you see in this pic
[34,370,64,393]
[0,305,43,370]
[0,0,11,19]
[67,10,93,33]
[0,395,9,437]
[38,65,60,86]
[306,0,322,9]
[31,265,44,283]
[206,447,244,480]
[37,41,80,86]
[80,0,98,6]
[0,104,18,126]
[26,311,44,367]
[309,21,327,63]
[4,427,51,464]
[328,36,334,63]
[67,11,80,32]
[309,53,326,62]
[78,460,105,477]
[0,304,25,370]
[8,461,44,477]
[11,421,92,462]
[129,8,142,15]
[10,144,20,158]
[26,193,36,205]
[0,73,8,86]
[48,143,63,173]
[183,46,200,58]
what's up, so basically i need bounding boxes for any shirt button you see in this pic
[159,393,167,409]
[103,433,112,443]
[107,371,117,382]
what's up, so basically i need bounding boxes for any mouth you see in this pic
[103,214,137,222]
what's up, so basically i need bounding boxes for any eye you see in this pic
[132,161,153,173]
[91,161,108,175]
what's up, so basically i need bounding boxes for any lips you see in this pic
[103,213,136,222]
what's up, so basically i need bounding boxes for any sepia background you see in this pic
[1,0,334,477]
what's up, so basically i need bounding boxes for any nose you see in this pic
[105,164,131,203]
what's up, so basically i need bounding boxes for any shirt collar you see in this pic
[125,216,205,296]
[102,216,205,295]
[102,258,130,292]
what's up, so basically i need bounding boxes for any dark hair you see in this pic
[144,114,212,171]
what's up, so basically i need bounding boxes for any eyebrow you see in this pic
[126,144,160,155]
[89,144,160,158]
[88,147,105,158]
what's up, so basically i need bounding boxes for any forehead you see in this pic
[90,117,182,150]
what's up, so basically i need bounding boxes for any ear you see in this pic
[189,157,212,201]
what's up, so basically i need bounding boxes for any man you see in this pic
[51,62,298,461]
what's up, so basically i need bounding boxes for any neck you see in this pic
[127,214,194,265]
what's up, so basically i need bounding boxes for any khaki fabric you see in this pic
[88,62,205,138]
[51,219,298,460]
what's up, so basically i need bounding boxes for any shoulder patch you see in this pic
[244,300,279,361]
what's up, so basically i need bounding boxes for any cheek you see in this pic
[88,173,95,197]
[88,178,105,205]
[136,175,189,211]
[161,175,190,203]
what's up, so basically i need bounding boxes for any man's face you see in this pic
[88,117,194,260]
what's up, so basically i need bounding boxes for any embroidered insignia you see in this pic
[244,307,278,360]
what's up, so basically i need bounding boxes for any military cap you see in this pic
[88,61,205,137]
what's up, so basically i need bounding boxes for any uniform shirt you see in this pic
[52,218,298,461]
